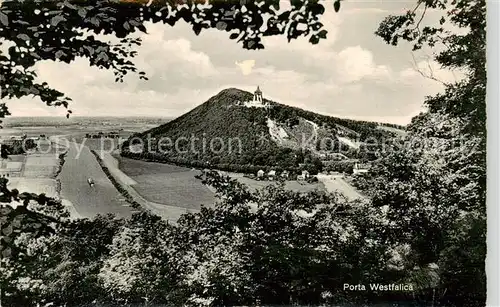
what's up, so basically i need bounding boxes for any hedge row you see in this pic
[90,150,142,209]
[54,151,68,178]
[121,150,315,175]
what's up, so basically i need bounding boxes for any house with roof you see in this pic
[353,162,370,175]
[257,169,265,178]
[268,170,276,180]
[280,170,290,179]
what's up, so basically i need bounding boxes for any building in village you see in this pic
[353,162,370,175]
[297,170,311,181]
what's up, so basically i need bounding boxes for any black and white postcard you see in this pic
[0,0,490,306]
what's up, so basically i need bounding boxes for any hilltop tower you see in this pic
[253,86,263,104]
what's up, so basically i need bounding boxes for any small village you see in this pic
[84,131,122,139]
[247,161,369,183]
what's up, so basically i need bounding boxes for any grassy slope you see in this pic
[117,157,216,209]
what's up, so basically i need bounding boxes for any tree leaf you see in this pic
[90,17,100,27]
[229,32,239,40]
[51,15,65,27]
[55,50,66,59]
[317,30,327,39]
[0,12,8,26]
[216,21,227,31]
[97,52,109,63]
[129,19,141,27]
[83,45,94,56]
[78,8,87,18]
[17,34,30,41]
[309,35,320,45]
[193,24,202,35]
[63,1,78,11]
[137,24,147,33]
[333,0,341,13]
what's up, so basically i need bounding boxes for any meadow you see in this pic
[116,155,328,211]
[228,172,327,193]
[116,156,217,210]
[7,178,58,198]
[317,176,365,201]
[23,155,61,178]
[5,155,25,163]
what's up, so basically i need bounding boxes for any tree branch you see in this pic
[411,52,450,86]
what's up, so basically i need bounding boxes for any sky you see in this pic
[6,0,459,125]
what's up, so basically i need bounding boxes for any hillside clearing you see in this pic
[377,125,407,136]
[337,136,360,149]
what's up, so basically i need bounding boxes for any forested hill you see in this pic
[121,88,403,174]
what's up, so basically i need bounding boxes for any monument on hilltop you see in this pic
[253,86,263,104]
[240,86,269,109]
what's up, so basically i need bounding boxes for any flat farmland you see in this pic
[6,155,25,163]
[25,156,59,166]
[117,157,216,210]
[7,178,58,198]
[23,155,60,178]
[36,140,68,155]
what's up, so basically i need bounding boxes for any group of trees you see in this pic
[0,0,487,306]
[323,160,356,174]
[353,0,487,305]
[85,132,121,139]
[0,139,37,158]
[122,147,324,176]
[91,150,141,209]
[0,171,438,306]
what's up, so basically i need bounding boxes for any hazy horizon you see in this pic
[4,1,454,125]
[2,110,407,127]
